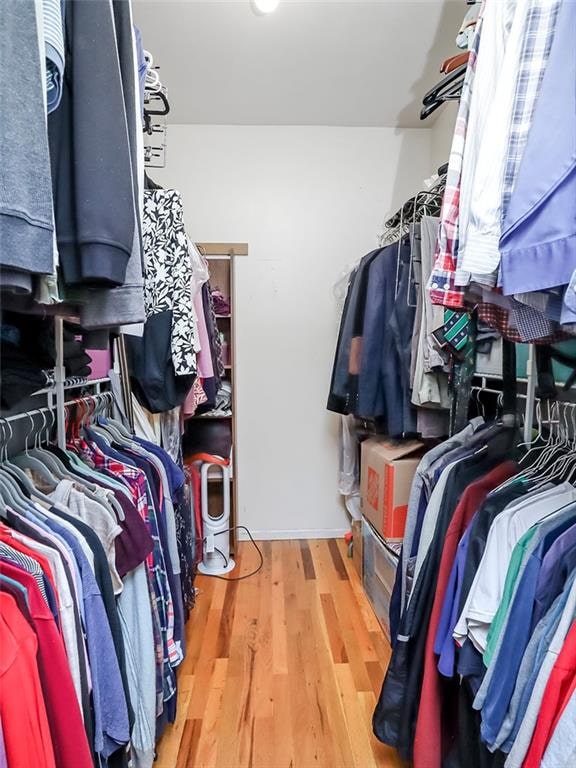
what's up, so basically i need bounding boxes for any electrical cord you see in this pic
[198,525,264,581]
[214,546,228,568]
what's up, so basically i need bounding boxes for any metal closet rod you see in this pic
[1,390,113,425]
[471,386,576,406]
[472,385,533,401]
[32,377,111,397]
[1,316,112,450]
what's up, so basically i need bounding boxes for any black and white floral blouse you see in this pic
[142,189,198,376]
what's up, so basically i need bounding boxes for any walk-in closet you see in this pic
[1,1,575,766]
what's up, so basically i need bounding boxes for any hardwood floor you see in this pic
[156,539,405,768]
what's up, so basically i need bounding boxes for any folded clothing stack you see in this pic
[211,289,230,316]
[0,313,92,409]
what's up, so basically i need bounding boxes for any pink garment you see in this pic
[86,349,111,380]
[194,292,214,379]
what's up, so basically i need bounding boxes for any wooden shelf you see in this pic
[216,314,231,319]
[192,412,232,420]
[196,242,248,257]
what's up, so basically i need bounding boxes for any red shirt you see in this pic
[523,620,576,768]
[0,562,93,768]
[413,461,518,768]
[0,592,57,768]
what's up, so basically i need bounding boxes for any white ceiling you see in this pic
[134,0,462,128]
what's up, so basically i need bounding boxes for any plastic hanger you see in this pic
[0,423,40,513]
[422,64,468,106]
[10,412,60,491]
[0,472,26,514]
[520,401,557,473]
[538,404,576,485]
[27,409,73,481]
[104,394,134,440]
[93,398,132,444]
[518,400,548,467]
[524,402,565,478]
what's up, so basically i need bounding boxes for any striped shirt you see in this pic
[0,540,50,606]
[42,0,65,113]
[501,0,561,218]
[427,7,484,308]
[459,0,561,285]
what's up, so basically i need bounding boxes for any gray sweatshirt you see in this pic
[0,0,54,279]
[48,0,135,288]
[78,0,144,328]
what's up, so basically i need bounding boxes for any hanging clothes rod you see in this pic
[0,390,114,425]
[471,385,534,400]
[32,376,111,397]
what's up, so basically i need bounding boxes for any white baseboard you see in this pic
[236,528,349,541]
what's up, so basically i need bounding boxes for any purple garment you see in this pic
[193,289,213,378]
[500,0,576,296]
[531,522,576,629]
[132,435,185,491]
[211,289,230,316]
[434,524,473,677]
[114,491,154,578]
[0,720,8,768]
[203,282,224,386]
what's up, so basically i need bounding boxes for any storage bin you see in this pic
[362,517,399,639]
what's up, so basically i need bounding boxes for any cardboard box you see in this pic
[360,438,424,542]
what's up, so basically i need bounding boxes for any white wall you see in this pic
[430,102,458,171]
[154,125,432,538]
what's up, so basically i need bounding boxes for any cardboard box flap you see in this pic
[368,439,424,462]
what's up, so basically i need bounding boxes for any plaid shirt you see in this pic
[501,0,561,219]
[73,438,178,705]
[428,8,484,308]
[477,301,569,344]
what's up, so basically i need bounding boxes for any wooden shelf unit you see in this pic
[189,243,247,553]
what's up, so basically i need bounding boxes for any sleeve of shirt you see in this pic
[489,610,551,751]
[453,515,509,647]
[457,0,529,283]
[427,13,484,309]
[475,554,541,743]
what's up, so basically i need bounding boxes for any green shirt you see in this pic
[483,525,538,665]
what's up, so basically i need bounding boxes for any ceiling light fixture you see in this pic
[251,0,279,15]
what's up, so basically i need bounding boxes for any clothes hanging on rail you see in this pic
[428,0,576,345]
[327,205,450,438]
[125,202,223,414]
[374,408,576,768]
[0,0,149,329]
[0,401,196,768]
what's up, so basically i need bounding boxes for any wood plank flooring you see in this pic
[156,539,406,768]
